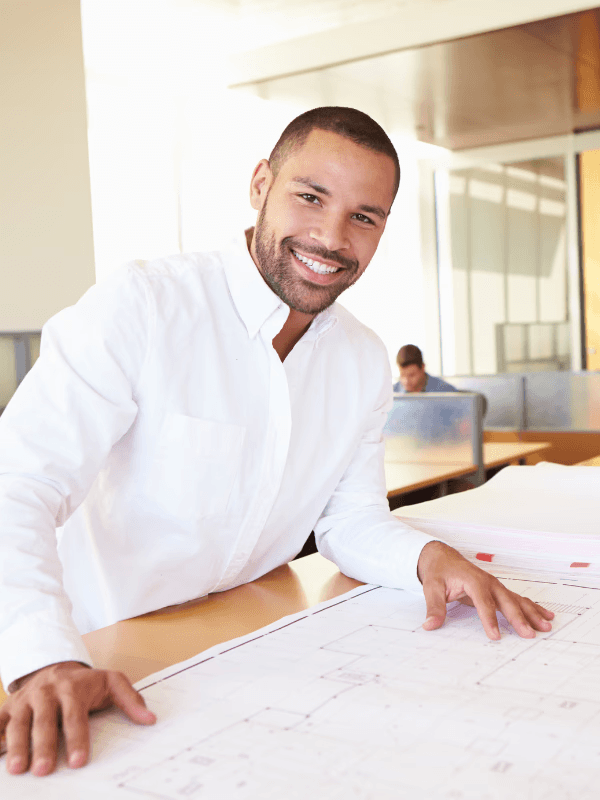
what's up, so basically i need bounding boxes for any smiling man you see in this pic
[0,107,553,777]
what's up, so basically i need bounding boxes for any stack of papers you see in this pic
[395,462,600,582]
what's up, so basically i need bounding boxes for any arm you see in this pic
[0,265,156,773]
[314,353,553,638]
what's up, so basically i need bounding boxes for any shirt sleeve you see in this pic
[314,351,442,592]
[0,265,151,692]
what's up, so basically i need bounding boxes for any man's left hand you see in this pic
[416,541,554,640]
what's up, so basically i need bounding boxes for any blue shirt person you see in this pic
[392,344,457,394]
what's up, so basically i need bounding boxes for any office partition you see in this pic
[383,392,485,485]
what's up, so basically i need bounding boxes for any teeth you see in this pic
[292,250,339,275]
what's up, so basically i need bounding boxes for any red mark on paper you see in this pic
[476,553,494,563]
[570,562,590,568]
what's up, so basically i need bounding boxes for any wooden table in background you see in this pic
[385,461,476,499]
[482,441,551,469]
[0,554,360,704]
[384,441,551,498]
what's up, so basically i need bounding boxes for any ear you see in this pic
[250,159,273,211]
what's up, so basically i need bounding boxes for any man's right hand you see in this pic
[0,661,156,776]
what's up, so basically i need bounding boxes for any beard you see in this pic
[253,195,361,315]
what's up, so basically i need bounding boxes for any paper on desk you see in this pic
[4,577,600,799]
[396,462,600,582]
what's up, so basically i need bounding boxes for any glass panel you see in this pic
[440,156,570,375]
[383,394,475,463]
[525,372,600,430]
[445,374,525,430]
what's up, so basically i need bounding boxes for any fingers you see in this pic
[107,672,156,726]
[0,664,156,776]
[494,590,553,637]
[466,581,554,641]
[489,588,535,639]
[527,599,555,624]
[5,705,32,775]
[422,578,449,631]
[61,694,91,769]
[30,691,59,776]
[466,584,502,640]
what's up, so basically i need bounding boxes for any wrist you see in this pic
[11,661,90,693]
[416,540,451,584]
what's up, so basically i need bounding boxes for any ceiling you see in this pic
[243,8,600,150]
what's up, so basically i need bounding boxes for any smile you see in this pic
[292,250,340,275]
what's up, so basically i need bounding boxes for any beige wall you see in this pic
[0,0,95,332]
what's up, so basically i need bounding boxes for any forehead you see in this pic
[400,363,423,372]
[277,129,397,209]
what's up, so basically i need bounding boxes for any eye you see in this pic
[299,193,321,204]
[353,213,375,225]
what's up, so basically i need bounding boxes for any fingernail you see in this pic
[7,756,23,774]
[32,757,51,776]
[69,750,86,769]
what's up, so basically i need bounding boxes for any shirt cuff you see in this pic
[393,527,445,593]
[0,617,92,694]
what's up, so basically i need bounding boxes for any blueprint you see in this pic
[4,578,600,799]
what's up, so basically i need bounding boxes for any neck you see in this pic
[245,226,316,362]
[272,308,315,362]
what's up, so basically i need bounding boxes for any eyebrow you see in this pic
[291,176,388,221]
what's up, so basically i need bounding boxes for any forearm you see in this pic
[315,504,441,591]
[0,477,92,692]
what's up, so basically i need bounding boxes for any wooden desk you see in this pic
[384,441,551,498]
[1,443,551,702]
[0,554,361,705]
[385,461,476,498]
[482,441,551,468]
[576,455,600,466]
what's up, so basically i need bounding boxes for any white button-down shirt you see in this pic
[0,237,435,691]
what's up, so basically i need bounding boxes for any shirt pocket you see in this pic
[145,413,246,521]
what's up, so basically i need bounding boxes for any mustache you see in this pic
[282,237,359,272]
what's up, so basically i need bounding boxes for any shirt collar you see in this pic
[221,234,287,339]
[221,234,338,343]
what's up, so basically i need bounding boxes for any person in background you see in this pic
[393,344,457,394]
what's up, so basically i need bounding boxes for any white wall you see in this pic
[0,0,95,331]
[82,0,439,376]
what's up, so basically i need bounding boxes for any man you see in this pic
[0,107,553,777]
[393,343,457,393]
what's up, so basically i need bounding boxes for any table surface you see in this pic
[576,455,600,466]
[385,461,476,497]
[482,440,551,468]
[0,554,360,704]
[384,440,551,496]
[0,440,552,703]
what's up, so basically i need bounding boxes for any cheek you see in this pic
[353,233,382,266]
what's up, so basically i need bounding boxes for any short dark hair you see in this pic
[397,344,424,369]
[269,106,400,198]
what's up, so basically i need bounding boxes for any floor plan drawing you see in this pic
[3,579,600,799]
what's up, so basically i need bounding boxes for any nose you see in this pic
[309,212,350,253]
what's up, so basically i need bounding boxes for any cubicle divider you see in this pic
[449,375,525,430]
[384,392,485,485]
[447,371,600,432]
